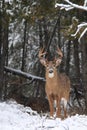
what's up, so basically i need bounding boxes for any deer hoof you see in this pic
[49,116,55,120]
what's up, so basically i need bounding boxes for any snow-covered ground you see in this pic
[0,100,87,130]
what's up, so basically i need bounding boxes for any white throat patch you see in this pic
[48,73,54,78]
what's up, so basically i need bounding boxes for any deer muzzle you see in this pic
[48,69,54,78]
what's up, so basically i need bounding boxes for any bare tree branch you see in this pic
[55,0,87,11]
[64,0,87,11]
[55,0,87,42]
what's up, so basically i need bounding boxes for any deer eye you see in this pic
[46,64,49,68]
[53,64,56,68]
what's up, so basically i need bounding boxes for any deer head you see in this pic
[39,48,63,78]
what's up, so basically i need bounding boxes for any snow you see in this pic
[55,0,87,11]
[84,0,87,6]
[71,22,87,42]
[55,1,87,42]
[0,100,87,130]
[78,28,87,43]
[55,3,74,11]
[5,0,13,5]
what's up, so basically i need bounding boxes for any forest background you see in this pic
[0,0,87,115]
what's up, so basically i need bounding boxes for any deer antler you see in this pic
[55,47,63,67]
[39,48,46,59]
[57,47,63,58]
[39,48,47,66]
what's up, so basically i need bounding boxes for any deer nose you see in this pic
[49,69,53,73]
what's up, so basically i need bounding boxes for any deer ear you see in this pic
[55,58,62,67]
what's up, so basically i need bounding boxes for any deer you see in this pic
[39,48,70,119]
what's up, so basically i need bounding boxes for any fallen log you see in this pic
[4,66,45,82]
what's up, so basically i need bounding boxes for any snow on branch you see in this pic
[55,1,87,42]
[55,0,87,11]
[4,66,45,82]
[84,0,87,6]
[71,22,87,42]
[78,28,87,42]
[55,3,74,11]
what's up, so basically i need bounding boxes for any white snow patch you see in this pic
[0,100,87,130]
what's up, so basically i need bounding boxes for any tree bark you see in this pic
[0,1,9,99]
[43,17,49,47]
[3,21,9,100]
[81,34,87,114]
[65,40,71,75]
[38,19,43,48]
[57,11,61,48]
[73,39,80,82]
[21,20,27,71]
[0,11,3,100]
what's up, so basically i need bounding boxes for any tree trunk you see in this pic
[0,11,3,100]
[38,19,43,48]
[65,40,71,76]
[21,20,27,71]
[81,34,87,114]
[73,39,80,83]
[43,18,49,47]
[3,21,9,100]
[0,0,9,99]
[57,11,61,48]
[19,19,28,96]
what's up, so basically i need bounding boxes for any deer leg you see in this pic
[48,95,54,117]
[64,108,67,118]
[56,97,61,118]
[62,98,68,118]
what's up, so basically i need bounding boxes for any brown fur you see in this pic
[46,67,70,118]
[39,48,70,119]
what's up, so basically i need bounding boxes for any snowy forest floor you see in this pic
[0,100,87,130]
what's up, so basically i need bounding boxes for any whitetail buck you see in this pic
[39,48,70,119]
